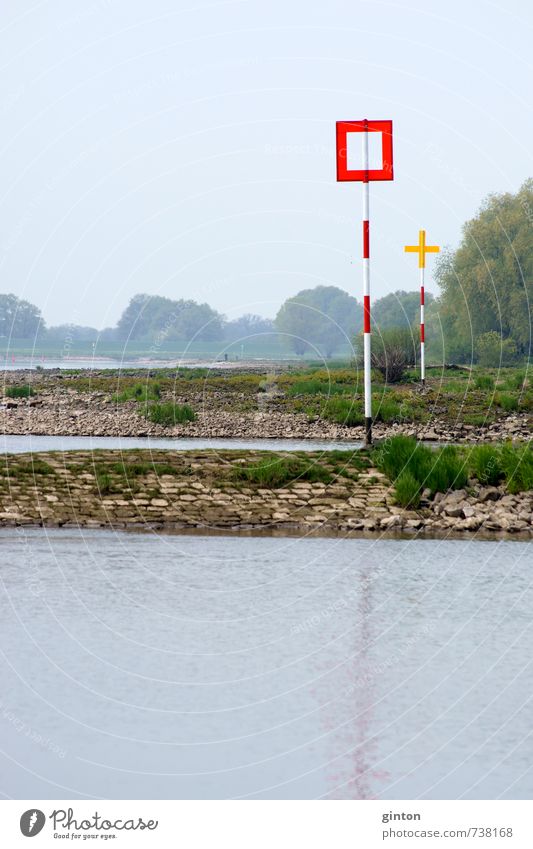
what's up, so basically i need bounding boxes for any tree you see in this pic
[373,289,434,331]
[435,179,533,361]
[47,324,98,341]
[0,293,45,339]
[224,314,275,341]
[116,294,224,342]
[275,286,363,357]
[476,331,518,367]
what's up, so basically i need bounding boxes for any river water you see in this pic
[0,529,531,800]
[0,434,363,454]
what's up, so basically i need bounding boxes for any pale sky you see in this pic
[0,0,531,329]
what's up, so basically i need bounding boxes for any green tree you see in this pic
[373,289,434,331]
[476,331,518,366]
[0,293,45,338]
[116,294,223,342]
[435,179,533,361]
[275,285,363,357]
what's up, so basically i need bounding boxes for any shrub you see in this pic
[474,374,495,391]
[144,402,196,427]
[5,385,35,398]
[394,471,421,508]
[468,445,503,486]
[369,327,416,383]
[499,443,533,493]
[233,456,332,488]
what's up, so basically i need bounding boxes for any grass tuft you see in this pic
[5,385,35,398]
[394,471,421,508]
[474,374,494,390]
[233,455,332,488]
[467,445,502,486]
[144,402,196,427]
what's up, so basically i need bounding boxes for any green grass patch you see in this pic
[5,385,35,398]
[474,374,495,390]
[3,458,55,477]
[287,379,348,397]
[115,382,161,403]
[375,436,467,498]
[144,402,196,427]
[233,455,332,488]
[499,443,533,493]
[374,398,403,423]
[323,397,364,427]
[495,392,518,412]
[394,471,421,508]
[467,445,502,486]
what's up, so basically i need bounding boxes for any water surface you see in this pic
[0,434,363,454]
[0,530,531,799]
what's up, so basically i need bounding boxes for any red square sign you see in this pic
[336,119,394,182]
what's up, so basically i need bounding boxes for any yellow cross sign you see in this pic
[404,229,440,268]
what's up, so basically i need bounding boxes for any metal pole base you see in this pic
[364,417,372,446]
[421,378,425,387]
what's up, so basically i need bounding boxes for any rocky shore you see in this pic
[0,449,531,539]
[1,391,530,443]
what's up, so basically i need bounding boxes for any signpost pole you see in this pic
[336,118,393,444]
[420,260,425,385]
[362,122,372,445]
[404,229,440,386]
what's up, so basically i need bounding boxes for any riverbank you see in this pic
[1,448,530,538]
[1,366,531,442]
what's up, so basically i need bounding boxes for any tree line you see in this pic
[0,179,530,365]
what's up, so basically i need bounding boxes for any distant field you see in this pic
[0,337,354,362]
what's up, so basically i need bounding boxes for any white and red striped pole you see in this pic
[404,229,440,386]
[336,118,393,442]
[420,262,425,384]
[362,122,372,444]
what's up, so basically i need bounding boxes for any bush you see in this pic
[499,443,533,493]
[474,374,495,390]
[5,385,35,398]
[369,327,416,383]
[233,455,332,488]
[394,471,421,508]
[144,402,196,427]
[468,445,502,486]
